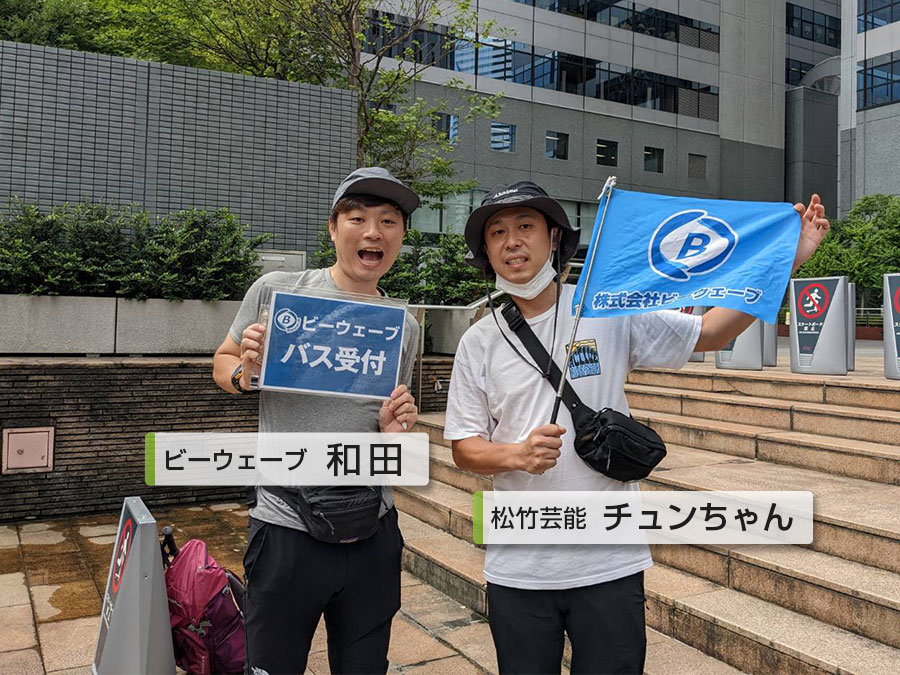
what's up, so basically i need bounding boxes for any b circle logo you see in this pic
[274,308,301,334]
[648,210,738,282]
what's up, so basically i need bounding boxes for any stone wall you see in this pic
[0,359,255,522]
[0,355,457,521]
[0,41,357,253]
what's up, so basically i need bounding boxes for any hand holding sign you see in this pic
[791,194,830,272]
[240,323,266,389]
[379,384,418,432]
[259,289,408,399]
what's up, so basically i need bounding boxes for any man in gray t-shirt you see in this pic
[213,167,421,675]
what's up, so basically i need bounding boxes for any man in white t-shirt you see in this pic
[444,181,829,674]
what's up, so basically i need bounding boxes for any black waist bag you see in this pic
[501,301,666,483]
[573,407,667,482]
[266,485,382,544]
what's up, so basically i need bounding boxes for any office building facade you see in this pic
[840,0,900,215]
[392,0,787,244]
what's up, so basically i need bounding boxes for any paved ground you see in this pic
[0,502,500,674]
[687,337,890,380]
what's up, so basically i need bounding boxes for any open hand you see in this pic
[792,194,830,272]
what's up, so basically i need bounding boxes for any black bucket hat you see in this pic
[464,181,580,271]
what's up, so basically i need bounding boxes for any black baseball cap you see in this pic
[464,181,580,270]
[331,167,420,216]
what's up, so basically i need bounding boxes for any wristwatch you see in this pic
[231,364,252,394]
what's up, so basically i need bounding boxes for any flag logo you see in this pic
[648,210,738,282]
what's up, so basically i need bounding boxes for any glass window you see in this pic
[786,58,813,85]
[452,39,477,74]
[442,191,475,234]
[558,0,587,19]
[546,131,570,160]
[788,3,841,44]
[411,205,441,234]
[579,202,599,247]
[596,139,618,166]
[478,37,533,84]
[490,123,516,152]
[644,146,664,173]
[533,49,558,91]
[432,113,459,143]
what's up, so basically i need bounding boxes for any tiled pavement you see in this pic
[0,501,503,674]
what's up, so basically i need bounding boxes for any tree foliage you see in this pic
[0,199,268,300]
[119,208,270,300]
[379,227,431,304]
[797,194,900,306]
[0,198,137,295]
[0,0,203,64]
[313,225,483,306]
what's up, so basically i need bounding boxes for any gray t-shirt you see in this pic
[228,268,420,531]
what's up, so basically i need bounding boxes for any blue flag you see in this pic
[572,189,801,323]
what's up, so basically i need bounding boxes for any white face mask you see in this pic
[494,253,556,300]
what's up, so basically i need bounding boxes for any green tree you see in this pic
[379,227,431,303]
[311,222,336,270]
[118,208,269,300]
[0,0,202,64]
[797,194,900,307]
[154,0,503,201]
[421,229,483,305]
[0,198,138,296]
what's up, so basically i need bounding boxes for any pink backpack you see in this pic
[164,538,245,675]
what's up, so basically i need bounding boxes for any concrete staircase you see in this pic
[396,366,900,674]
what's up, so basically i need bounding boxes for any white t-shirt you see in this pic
[444,284,701,590]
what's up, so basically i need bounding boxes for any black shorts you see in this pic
[487,571,647,675]
[243,508,403,674]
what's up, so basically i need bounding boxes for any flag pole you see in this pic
[550,176,617,425]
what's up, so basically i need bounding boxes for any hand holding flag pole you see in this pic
[550,175,617,425]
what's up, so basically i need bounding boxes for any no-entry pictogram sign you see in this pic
[894,286,900,316]
[93,498,175,675]
[797,283,830,319]
[110,517,133,594]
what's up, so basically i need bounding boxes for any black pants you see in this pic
[243,508,403,675]
[487,571,646,675]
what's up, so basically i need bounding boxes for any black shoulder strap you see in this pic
[500,301,595,428]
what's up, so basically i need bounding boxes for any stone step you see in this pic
[428,443,492,494]
[415,414,449,447]
[631,409,900,485]
[625,384,900,446]
[399,454,900,647]
[647,446,900,574]
[644,629,745,675]
[627,367,900,412]
[419,412,900,490]
[397,512,900,675]
[646,564,900,675]
[415,414,900,571]
[650,544,900,648]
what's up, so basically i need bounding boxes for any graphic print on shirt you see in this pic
[567,339,602,379]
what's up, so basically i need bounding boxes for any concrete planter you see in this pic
[115,298,243,354]
[0,294,117,354]
[0,294,243,354]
